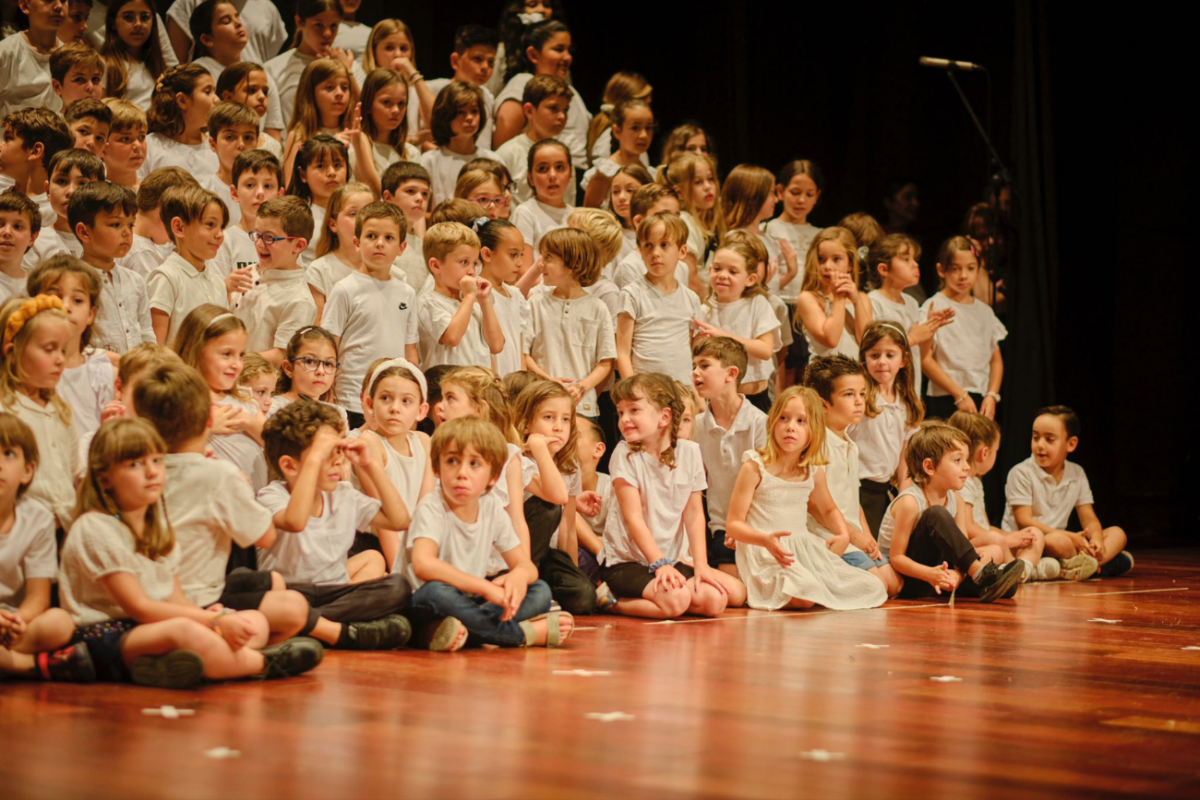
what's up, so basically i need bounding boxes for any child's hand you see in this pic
[210,404,244,436]
[327,46,354,71]
[691,320,719,340]
[724,534,737,550]
[459,275,480,298]
[526,432,551,453]
[335,104,363,148]
[341,438,374,469]
[475,278,493,301]
[1082,533,1104,561]
[694,564,729,595]
[653,563,687,592]
[765,531,795,568]
[564,381,584,403]
[980,395,997,419]
[765,256,779,287]
[225,267,254,296]
[481,579,508,612]
[0,609,26,648]
[864,539,883,562]
[832,272,857,299]
[501,578,526,621]
[928,562,959,594]
[931,307,956,327]
[576,490,602,517]
[953,393,978,414]
[779,238,798,277]
[100,400,126,423]
[1006,528,1037,550]
[215,613,257,650]
[826,533,850,556]
[391,56,418,77]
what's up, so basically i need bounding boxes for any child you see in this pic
[269,325,346,426]
[493,74,571,206]
[695,237,781,410]
[616,213,701,385]
[146,185,238,344]
[416,221,504,371]
[199,101,260,227]
[64,98,112,157]
[356,18,428,141]
[282,57,377,194]
[0,413,92,683]
[611,183,683,289]
[360,68,420,180]
[102,341,181,423]
[121,165,195,276]
[476,218,530,377]
[321,200,419,427]
[211,149,280,296]
[877,422,1026,601]
[725,386,890,610]
[766,160,823,387]
[166,0,287,67]
[138,64,219,181]
[722,164,799,320]
[0,107,73,228]
[0,295,79,530]
[525,228,615,418]
[0,0,62,119]
[264,0,348,130]
[23,148,103,269]
[237,195,316,365]
[608,163,652,262]
[566,207,622,320]
[850,322,923,537]
[1002,406,1133,578]
[380,160,430,290]
[237,352,277,415]
[306,180,372,320]
[423,24,499,150]
[214,61,284,157]
[581,99,654,208]
[69,181,155,354]
[420,81,495,206]
[258,400,414,649]
[794,226,873,363]
[691,337,767,579]
[50,42,108,108]
[406,416,569,651]
[284,134,348,267]
[100,0,170,109]
[659,122,714,167]
[454,169,506,219]
[599,373,743,618]
[662,152,723,294]
[921,237,1006,421]
[100,98,148,189]
[509,137,573,266]
[573,416,612,581]
[0,190,39,302]
[59,0,92,44]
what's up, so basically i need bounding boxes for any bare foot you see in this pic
[527,613,574,646]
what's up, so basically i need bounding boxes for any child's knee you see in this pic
[655,586,692,618]
[40,608,76,643]
[691,586,728,617]
[275,590,310,632]
[1107,526,1128,549]
[164,618,217,650]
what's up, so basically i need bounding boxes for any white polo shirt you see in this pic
[617,276,702,386]
[694,398,767,533]
[146,252,228,343]
[92,264,156,354]
[699,295,781,384]
[527,292,615,416]
[236,268,317,352]
[1001,456,1094,531]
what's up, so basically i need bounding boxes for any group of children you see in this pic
[0,2,1133,688]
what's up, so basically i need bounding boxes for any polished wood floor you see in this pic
[4,551,1200,800]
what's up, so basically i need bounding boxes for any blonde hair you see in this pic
[539,228,600,287]
[661,152,725,243]
[237,352,278,388]
[839,212,884,252]
[797,226,861,296]
[0,296,72,426]
[512,380,578,475]
[947,411,999,458]
[289,58,359,141]
[859,321,924,427]
[424,221,480,265]
[759,386,827,475]
[635,212,689,247]
[76,418,174,561]
[454,169,502,200]
[905,422,971,486]
[171,304,249,398]
[722,164,775,231]
[611,373,682,469]
[431,416,508,482]
[586,71,652,167]
[567,208,623,265]
[363,18,417,73]
[103,97,147,134]
[316,181,373,258]
[708,238,768,302]
[117,343,181,386]
[442,366,519,445]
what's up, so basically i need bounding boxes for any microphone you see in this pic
[919,56,985,72]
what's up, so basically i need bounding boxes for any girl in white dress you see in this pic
[794,226,873,363]
[100,0,169,109]
[725,386,888,611]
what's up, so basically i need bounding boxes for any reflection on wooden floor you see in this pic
[3,551,1200,800]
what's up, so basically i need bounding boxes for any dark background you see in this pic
[277,1,1190,544]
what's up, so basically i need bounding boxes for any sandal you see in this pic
[519,611,575,648]
[427,617,468,652]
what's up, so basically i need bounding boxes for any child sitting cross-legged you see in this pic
[406,416,573,651]
[258,400,415,650]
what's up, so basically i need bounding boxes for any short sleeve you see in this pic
[1005,462,1034,509]
[511,205,537,245]
[685,446,707,494]
[595,309,616,360]
[989,307,1008,350]
[408,494,447,547]
[1074,468,1094,508]
[685,288,702,317]
[752,296,782,338]
[404,290,420,345]
[20,503,59,580]
[617,286,641,320]
[145,269,176,313]
[263,72,284,130]
[305,261,329,294]
[566,470,582,497]
[274,295,317,348]
[489,502,521,554]
[607,442,640,489]
[212,465,275,547]
[418,293,454,342]
[321,285,350,337]
[72,514,143,579]
[751,411,768,450]
[345,484,383,532]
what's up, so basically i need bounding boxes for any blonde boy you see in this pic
[201,102,261,228]
[0,190,39,302]
[416,221,504,370]
[494,74,572,205]
[100,99,146,189]
[613,184,686,289]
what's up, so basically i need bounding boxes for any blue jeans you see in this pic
[409,579,552,647]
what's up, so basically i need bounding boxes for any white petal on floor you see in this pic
[553,669,611,676]
[142,706,195,719]
[1088,618,1123,624]
[203,747,241,759]
[929,676,964,683]
[855,644,889,649]
[1182,646,1200,651]
[584,711,635,722]
[799,750,846,762]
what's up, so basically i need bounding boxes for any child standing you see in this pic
[64,99,113,157]
[1002,406,1133,579]
[211,149,281,298]
[99,0,170,109]
[492,75,571,206]
[921,237,1006,421]
[51,43,108,109]
[611,183,683,289]
[477,219,530,378]
[284,134,349,267]
[0,107,73,228]
[525,229,615,417]
[360,68,420,179]
[794,226,873,363]
[765,160,823,387]
[23,148,102,269]
[725,386,889,610]
[0,190,39,303]
[691,337,767,579]
[122,167,196,277]
[379,161,430,291]
[213,61,284,157]
[420,82,495,206]
[722,165,799,310]
[100,99,148,189]
[510,138,573,266]
[281,58,376,193]
[138,64,219,181]
[581,99,654,208]
[269,325,346,426]
[305,181,372,321]
[0,0,66,119]
[423,24,500,150]
[264,0,349,130]
[661,152,724,294]
[199,101,260,228]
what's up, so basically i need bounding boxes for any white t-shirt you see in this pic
[211,226,259,294]
[120,234,175,279]
[495,133,578,207]
[58,511,180,626]
[803,294,861,363]
[496,73,591,166]
[306,251,357,301]
[527,292,615,417]
[618,276,702,386]
[424,78,496,151]
[680,211,712,286]
[138,133,220,182]
[92,265,156,354]
[921,293,1007,397]
[612,249,689,292]
[420,145,497,207]
[123,59,158,111]
[404,489,520,590]
[264,49,315,131]
[807,429,866,550]
[694,399,767,533]
[192,56,285,134]
[236,268,317,353]
[166,0,287,64]
[960,475,991,531]
[299,204,325,268]
[257,479,380,585]
[490,285,531,378]
[0,498,57,611]
[0,33,63,120]
[23,228,83,272]
[163,451,274,606]
[86,4,178,67]
[370,139,421,186]
[699,295,781,384]
[869,289,924,388]
[584,276,620,327]
[849,393,918,483]
[4,393,79,530]
[200,172,241,228]
[762,219,821,304]
[146,251,228,343]
[209,393,269,490]
[57,352,114,460]
[322,271,420,413]
[510,199,573,257]
[416,290,492,371]
[354,431,426,515]
[0,270,26,303]
[1001,457,1094,532]
[580,472,613,541]
[393,233,426,293]
[333,19,372,57]
[599,439,706,567]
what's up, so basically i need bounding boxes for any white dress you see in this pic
[734,451,887,611]
[803,295,860,362]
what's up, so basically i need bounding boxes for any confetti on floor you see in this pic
[799,750,846,762]
[1182,646,1200,651]
[553,669,611,677]
[584,712,635,722]
[203,748,240,759]
[142,706,195,719]
[855,644,889,650]
[929,676,963,683]
[1089,618,1123,624]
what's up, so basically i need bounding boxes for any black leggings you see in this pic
[897,506,979,599]
[525,496,597,615]
[859,479,893,539]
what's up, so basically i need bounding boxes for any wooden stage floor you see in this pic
[4,550,1200,800]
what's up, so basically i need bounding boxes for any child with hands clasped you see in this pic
[795,226,873,364]
[598,373,743,619]
[725,387,889,611]
[417,221,505,371]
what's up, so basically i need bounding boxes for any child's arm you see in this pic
[476,280,506,355]
[410,537,501,599]
[693,322,774,361]
[574,512,602,556]
[502,458,532,558]
[921,349,976,414]
[1075,503,1106,561]
[808,468,852,556]
[851,287,874,341]
[238,402,266,445]
[99,574,236,632]
[270,428,339,532]
[887,496,958,593]
[309,286,327,323]
[725,459,795,566]
[979,348,1003,419]
[513,257,545,297]
[557,496,579,565]
[573,358,614,405]
[15,578,51,623]
[614,478,686,589]
[417,432,436,501]
[615,314,635,377]
[684,490,727,594]
[524,436,568,505]
[344,438,411,531]
[282,131,300,186]
[896,441,912,490]
[1011,505,1064,537]
[151,309,170,344]
[497,545,541,619]
[438,280,480,346]
[795,291,848,349]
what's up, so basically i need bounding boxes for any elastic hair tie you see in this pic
[368,357,427,402]
[876,320,908,340]
[600,103,615,114]
[471,216,490,233]
[3,295,64,349]
[857,245,869,262]
[517,11,545,25]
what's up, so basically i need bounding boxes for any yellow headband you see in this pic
[3,295,64,350]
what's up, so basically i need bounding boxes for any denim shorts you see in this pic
[842,550,889,570]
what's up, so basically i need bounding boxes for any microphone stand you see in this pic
[944,69,1012,189]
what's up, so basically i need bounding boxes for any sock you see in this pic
[1021,558,1037,579]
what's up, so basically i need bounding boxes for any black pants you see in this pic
[525,496,597,615]
[596,389,618,475]
[860,479,893,540]
[897,506,978,599]
[290,573,411,634]
[746,389,772,413]
[924,392,995,422]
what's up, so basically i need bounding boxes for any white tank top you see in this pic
[877,484,957,559]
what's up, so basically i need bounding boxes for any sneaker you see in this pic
[131,649,205,689]
[258,637,324,680]
[426,617,468,652]
[1059,553,1099,581]
[344,615,412,650]
[37,642,96,683]
[1019,559,1036,583]
[595,582,618,613]
[1034,557,1062,581]
[1099,551,1135,578]
[971,560,1025,603]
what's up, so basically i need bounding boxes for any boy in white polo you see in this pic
[1002,405,1132,579]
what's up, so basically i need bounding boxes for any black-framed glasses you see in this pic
[294,356,339,373]
[250,231,301,246]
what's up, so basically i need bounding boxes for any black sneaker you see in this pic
[38,642,96,683]
[258,637,324,680]
[131,649,205,689]
[344,614,412,650]
[1099,551,1135,578]
[1001,561,1026,598]
[972,560,1026,603]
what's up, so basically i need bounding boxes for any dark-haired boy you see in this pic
[381,160,431,291]
[52,43,106,106]
[0,106,73,228]
[63,99,111,157]
[0,0,64,119]
[201,102,261,228]
[23,148,103,269]
[121,166,198,277]
[425,24,499,150]
[0,190,39,301]
[494,74,572,205]
[213,149,281,301]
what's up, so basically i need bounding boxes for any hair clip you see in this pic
[857,245,869,262]
[517,12,545,25]
[600,103,615,114]
[471,216,490,233]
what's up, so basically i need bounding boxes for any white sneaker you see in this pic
[1034,556,1061,581]
[1058,553,1098,581]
